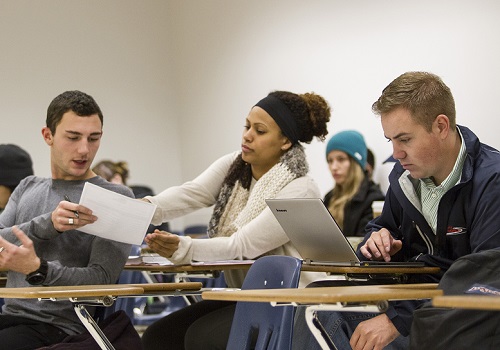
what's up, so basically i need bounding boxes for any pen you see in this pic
[64,195,79,218]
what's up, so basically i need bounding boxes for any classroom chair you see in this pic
[226,255,302,350]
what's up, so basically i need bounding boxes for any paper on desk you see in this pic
[77,182,157,245]
[142,255,174,265]
[126,255,173,265]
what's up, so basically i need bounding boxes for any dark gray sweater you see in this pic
[0,175,133,335]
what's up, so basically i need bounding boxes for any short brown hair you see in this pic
[372,72,456,131]
[46,90,103,135]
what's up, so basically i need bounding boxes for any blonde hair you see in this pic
[328,159,365,229]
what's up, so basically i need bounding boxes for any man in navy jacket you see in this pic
[292,72,500,350]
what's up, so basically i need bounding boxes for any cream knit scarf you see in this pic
[207,144,308,238]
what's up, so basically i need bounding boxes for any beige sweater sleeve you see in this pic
[145,152,238,226]
[170,175,328,287]
[146,151,327,287]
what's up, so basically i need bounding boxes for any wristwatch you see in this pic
[25,259,48,285]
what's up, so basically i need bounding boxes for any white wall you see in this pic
[0,0,182,193]
[170,0,500,197]
[2,0,500,230]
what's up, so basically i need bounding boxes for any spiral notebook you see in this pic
[266,198,424,267]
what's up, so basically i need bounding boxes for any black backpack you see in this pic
[410,248,500,350]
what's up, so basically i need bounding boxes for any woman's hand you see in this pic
[144,229,181,258]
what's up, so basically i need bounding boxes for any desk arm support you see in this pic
[74,304,115,350]
[69,295,116,307]
[40,296,118,350]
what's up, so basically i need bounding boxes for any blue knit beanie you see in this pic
[325,130,367,169]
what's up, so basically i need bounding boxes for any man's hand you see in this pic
[0,226,41,275]
[51,199,97,232]
[359,228,402,262]
[350,314,400,350]
[144,230,181,258]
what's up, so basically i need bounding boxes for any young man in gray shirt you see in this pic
[0,90,134,349]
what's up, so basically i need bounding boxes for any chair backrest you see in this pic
[226,255,302,350]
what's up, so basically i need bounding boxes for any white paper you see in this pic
[77,182,157,245]
[142,255,174,265]
[126,254,173,266]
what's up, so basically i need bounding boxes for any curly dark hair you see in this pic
[268,90,330,143]
[221,90,331,190]
[46,90,103,135]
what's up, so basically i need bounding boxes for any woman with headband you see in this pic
[141,90,331,350]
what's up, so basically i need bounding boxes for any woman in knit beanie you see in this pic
[324,130,384,237]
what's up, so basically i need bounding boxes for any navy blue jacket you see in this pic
[357,125,500,336]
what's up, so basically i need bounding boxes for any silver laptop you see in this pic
[266,198,424,267]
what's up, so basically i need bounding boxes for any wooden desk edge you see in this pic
[202,285,443,303]
[432,295,500,310]
[379,283,439,290]
[0,285,145,298]
[129,282,203,292]
[125,263,439,275]
[301,265,441,274]
[124,263,252,273]
[0,282,203,299]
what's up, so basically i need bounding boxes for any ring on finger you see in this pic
[68,218,74,225]
[0,246,4,253]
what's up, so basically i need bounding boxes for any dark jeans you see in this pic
[141,300,236,350]
[292,279,409,350]
[0,314,68,350]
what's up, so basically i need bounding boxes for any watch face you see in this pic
[27,273,45,285]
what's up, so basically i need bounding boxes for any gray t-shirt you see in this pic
[0,175,133,335]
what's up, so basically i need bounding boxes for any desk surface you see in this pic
[130,282,202,293]
[125,262,253,273]
[125,262,440,275]
[202,283,441,304]
[301,264,440,274]
[432,295,500,310]
[0,282,203,299]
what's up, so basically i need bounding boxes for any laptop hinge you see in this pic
[305,258,312,265]
[350,260,357,266]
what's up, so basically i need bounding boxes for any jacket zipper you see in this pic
[415,222,434,255]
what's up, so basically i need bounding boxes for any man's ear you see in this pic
[434,114,450,139]
[41,127,54,146]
